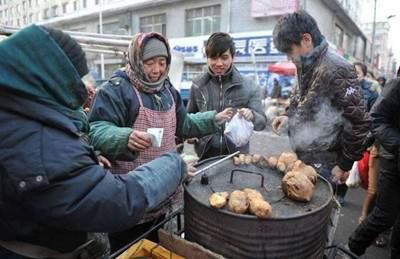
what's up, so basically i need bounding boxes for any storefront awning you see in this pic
[267,61,296,76]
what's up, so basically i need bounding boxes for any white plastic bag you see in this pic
[224,113,254,147]
[346,161,361,187]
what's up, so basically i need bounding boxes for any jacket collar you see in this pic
[298,38,329,72]
[204,65,243,87]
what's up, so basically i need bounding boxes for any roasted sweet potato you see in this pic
[249,199,272,219]
[243,188,263,201]
[267,156,278,168]
[251,154,262,164]
[282,171,314,202]
[244,155,252,165]
[228,190,249,214]
[209,192,229,209]
[233,156,241,166]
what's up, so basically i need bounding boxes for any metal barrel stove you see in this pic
[184,156,334,259]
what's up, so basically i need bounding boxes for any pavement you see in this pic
[184,130,391,259]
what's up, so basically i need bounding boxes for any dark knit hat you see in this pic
[41,26,89,77]
[142,38,168,61]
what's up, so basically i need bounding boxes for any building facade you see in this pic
[0,0,368,93]
[362,21,395,77]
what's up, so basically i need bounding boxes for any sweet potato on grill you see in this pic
[209,192,229,209]
[282,171,314,202]
[228,190,249,214]
[249,199,272,219]
[238,154,246,164]
[243,188,272,218]
[243,188,263,201]
[277,152,298,173]
[291,162,318,185]
[267,156,278,169]
[244,155,252,165]
[251,154,262,164]
[233,156,241,166]
[257,156,269,168]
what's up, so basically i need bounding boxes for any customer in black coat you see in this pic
[348,78,400,258]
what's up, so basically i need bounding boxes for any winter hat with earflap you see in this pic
[41,26,89,77]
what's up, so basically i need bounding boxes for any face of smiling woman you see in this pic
[143,56,167,82]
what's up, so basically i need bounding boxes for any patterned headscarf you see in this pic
[125,32,171,94]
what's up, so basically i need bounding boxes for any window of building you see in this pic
[23,15,26,25]
[99,21,126,35]
[28,0,31,7]
[0,11,2,18]
[73,1,77,11]
[95,0,99,5]
[334,24,344,49]
[22,1,26,10]
[29,13,33,23]
[82,0,87,8]
[62,3,68,13]
[43,8,49,19]
[140,13,166,35]
[185,5,221,36]
[51,5,58,17]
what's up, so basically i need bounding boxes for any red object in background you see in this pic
[358,151,370,190]
[267,61,297,76]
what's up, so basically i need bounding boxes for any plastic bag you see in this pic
[346,161,360,187]
[224,113,254,147]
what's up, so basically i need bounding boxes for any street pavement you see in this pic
[184,130,391,258]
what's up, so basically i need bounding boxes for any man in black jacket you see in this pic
[348,78,400,258]
[271,11,369,193]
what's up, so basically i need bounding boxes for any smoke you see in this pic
[290,99,344,152]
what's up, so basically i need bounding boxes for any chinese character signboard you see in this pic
[169,31,286,63]
[251,0,299,17]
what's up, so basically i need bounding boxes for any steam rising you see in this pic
[289,99,344,152]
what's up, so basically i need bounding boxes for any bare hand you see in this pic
[271,115,288,135]
[97,155,112,168]
[238,108,254,121]
[215,107,234,125]
[128,130,152,152]
[187,163,197,177]
[358,214,367,224]
[331,165,347,184]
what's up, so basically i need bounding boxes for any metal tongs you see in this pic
[191,151,240,177]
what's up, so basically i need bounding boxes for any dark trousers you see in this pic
[348,157,400,258]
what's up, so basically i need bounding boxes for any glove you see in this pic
[128,152,187,211]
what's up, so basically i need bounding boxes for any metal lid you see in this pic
[184,155,333,219]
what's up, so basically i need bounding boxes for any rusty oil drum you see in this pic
[184,156,334,259]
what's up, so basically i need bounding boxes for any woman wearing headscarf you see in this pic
[89,32,232,173]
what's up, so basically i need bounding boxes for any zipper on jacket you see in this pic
[219,75,224,155]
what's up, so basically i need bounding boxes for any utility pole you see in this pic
[99,0,105,80]
[370,0,377,68]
